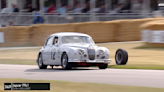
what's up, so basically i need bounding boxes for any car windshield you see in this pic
[62,36,94,44]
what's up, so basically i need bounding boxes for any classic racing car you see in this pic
[36,32,128,70]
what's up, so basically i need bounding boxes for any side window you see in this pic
[45,37,54,46]
[53,37,59,46]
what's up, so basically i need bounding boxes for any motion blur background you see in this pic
[1,1,164,91]
[0,0,164,26]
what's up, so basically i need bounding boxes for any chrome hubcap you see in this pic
[38,56,42,67]
[116,51,123,64]
[62,55,67,68]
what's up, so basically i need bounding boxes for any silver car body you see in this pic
[37,32,111,65]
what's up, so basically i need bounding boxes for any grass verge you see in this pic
[108,65,164,70]
[0,59,35,65]
[0,42,164,70]
[0,78,164,92]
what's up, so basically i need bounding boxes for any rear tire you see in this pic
[61,53,72,70]
[115,49,128,65]
[98,64,108,69]
[38,54,47,69]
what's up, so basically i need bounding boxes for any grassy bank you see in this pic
[0,42,164,70]
[108,65,164,70]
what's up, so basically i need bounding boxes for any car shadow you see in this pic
[24,67,97,72]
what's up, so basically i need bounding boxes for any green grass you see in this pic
[108,65,164,70]
[0,59,35,65]
[0,78,164,92]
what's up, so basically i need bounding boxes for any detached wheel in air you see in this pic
[115,49,128,65]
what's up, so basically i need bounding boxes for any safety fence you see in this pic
[0,17,164,47]
[0,13,153,26]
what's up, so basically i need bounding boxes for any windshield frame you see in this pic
[61,36,95,44]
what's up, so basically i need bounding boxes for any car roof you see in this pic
[50,32,90,37]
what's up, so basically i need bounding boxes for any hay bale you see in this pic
[0,27,11,47]
[74,21,117,43]
[140,20,164,30]
[1,18,164,47]
[115,18,164,42]
[0,26,31,47]
[9,26,31,42]
[30,24,76,46]
[111,19,131,42]
[140,20,164,47]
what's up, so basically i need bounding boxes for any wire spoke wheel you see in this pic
[37,54,47,69]
[62,55,67,68]
[61,53,72,70]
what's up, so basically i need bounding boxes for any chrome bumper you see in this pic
[69,59,111,64]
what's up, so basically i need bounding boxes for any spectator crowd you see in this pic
[0,0,156,25]
[0,0,143,14]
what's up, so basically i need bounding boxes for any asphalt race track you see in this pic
[0,42,163,88]
[0,64,164,88]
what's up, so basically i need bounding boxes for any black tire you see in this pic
[115,49,128,65]
[61,53,72,70]
[98,64,108,69]
[37,54,47,69]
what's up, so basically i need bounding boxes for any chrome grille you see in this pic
[87,48,95,60]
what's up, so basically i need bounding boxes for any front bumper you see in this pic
[68,59,111,64]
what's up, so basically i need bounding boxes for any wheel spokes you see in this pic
[38,56,42,66]
[62,55,67,68]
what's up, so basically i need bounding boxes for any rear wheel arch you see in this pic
[61,51,67,62]
[37,53,47,69]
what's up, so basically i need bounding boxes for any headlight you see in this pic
[99,50,105,55]
[79,49,84,55]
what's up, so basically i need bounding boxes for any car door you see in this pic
[50,36,59,65]
[42,36,54,64]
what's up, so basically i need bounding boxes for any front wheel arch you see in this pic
[38,53,47,69]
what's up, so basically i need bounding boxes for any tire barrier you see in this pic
[0,18,164,47]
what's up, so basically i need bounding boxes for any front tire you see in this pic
[38,54,47,69]
[61,53,72,70]
[98,64,108,69]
